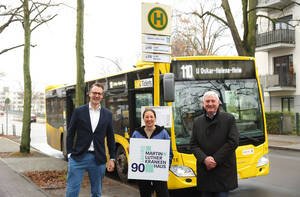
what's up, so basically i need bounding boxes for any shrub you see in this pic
[265,111,295,134]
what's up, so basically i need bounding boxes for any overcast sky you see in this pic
[0,0,239,92]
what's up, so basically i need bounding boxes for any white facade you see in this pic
[255,0,300,113]
[0,87,45,114]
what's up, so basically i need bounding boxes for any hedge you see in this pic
[265,111,295,134]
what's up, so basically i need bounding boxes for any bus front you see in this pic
[167,57,269,190]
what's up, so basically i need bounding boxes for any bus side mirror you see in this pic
[163,73,175,102]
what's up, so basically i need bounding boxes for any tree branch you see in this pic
[0,44,36,55]
[31,14,57,31]
[0,5,23,33]
[192,11,229,27]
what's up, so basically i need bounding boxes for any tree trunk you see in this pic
[221,0,246,56]
[20,0,32,154]
[246,0,257,57]
[75,0,85,107]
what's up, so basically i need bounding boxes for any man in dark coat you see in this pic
[190,91,239,197]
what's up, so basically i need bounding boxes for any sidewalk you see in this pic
[1,134,300,197]
[268,134,300,151]
[0,136,139,197]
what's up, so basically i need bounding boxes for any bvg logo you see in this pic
[147,7,168,31]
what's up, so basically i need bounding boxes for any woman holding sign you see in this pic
[130,108,173,197]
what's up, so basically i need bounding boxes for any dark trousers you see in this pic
[137,180,170,197]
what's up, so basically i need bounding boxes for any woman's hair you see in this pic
[143,108,156,118]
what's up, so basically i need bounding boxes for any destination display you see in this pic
[171,59,256,80]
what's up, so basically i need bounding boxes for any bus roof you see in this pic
[172,56,255,61]
[45,84,67,92]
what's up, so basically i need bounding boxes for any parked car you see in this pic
[31,114,37,122]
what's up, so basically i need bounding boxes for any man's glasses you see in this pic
[91,92,103,96]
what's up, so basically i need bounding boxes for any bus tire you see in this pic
[116,145,128,182]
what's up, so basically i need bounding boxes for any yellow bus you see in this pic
[45,56,269,190]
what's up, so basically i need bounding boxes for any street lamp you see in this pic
[95,56,122,72]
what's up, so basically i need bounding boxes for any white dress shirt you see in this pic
[88,103,101,151]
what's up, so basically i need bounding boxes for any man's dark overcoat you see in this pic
[190,110,239,192]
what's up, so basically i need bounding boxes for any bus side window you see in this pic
[135,93,153,129]
[105,94,129,135]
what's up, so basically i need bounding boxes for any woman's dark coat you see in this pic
[190,110,239,192]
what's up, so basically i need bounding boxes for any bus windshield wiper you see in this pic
[239,133,261,143]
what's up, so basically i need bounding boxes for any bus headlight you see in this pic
[257,154,269,167]
[170,165,195,177]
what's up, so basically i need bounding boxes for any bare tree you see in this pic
[172,1,231,56]
[9,0,58,154]
[192,0,300,56]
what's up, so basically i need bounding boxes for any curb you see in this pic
[269,145,300,152]
[0,136,49,156]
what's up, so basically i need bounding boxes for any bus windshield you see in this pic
[173,79,265,147]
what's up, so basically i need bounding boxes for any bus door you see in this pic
[129,90,153,134]
[65,87,75,128]
[62,87,75,159]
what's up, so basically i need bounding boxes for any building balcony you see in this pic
[258,0,293,8]
[259,73,296,92]
[256,29,295,52]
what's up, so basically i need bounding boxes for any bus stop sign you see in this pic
[142,3,171,36]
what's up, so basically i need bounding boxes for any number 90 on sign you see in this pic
[131,163,145,172]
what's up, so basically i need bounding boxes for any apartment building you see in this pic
[0,86,45,114]
[255,0,300,113]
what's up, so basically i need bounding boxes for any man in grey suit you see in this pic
[190,91,239,197]
[66,83,116,197]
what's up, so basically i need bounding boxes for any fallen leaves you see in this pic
[24,170,68,189]
[23,170,90,189]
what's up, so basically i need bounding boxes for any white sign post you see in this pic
[128,138,170,181]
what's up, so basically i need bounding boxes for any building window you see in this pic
[282,97,294,112]
[273,55,293,74]
[273,15,293,30]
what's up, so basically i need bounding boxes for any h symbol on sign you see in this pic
[154,12,163,25]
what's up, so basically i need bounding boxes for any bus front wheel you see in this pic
[116,145,128,182]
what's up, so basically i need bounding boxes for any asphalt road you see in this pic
[170,149,300,197]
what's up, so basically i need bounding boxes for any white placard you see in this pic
[128,138,170,181]
[142,34,171,45]
[142,53,171,63]
[142,44,171,54]
[141,106,172,128]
